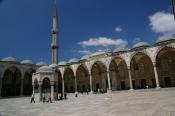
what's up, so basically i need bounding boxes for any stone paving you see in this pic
[0,88,175,116]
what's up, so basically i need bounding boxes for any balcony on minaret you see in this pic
[51,43,58,49]
[52,29,58,34]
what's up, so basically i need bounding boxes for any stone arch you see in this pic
[130,52,155,89]
[156,47,175,87]
[91,61,107,92]
[42,77,51,94]
[55,69,62,93]
[109,56,129,90]
[1,66,22,97]
[63,67,75,93]
[76,64,89,92]
[23,68,36,96]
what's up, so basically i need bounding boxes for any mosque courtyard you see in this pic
[0,88,175,116]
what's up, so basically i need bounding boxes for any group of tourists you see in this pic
[30,92,52,103]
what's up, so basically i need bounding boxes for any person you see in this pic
[43,95,46,103]
[75,92,78,97]
[30,92,35,103]
[64,92,67,100]
[86,89,89,95]
[47,92,52,103]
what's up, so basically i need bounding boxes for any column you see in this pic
[0,77,2,98]
[74,76,78,93]
[89,71,93,94]
[107,71,111,93]
[51,84,54,100]
[153,62,160,88]
[20,78,24,96]
[38,84,42,102]
[128,67,133,90]
[62,78,65,98]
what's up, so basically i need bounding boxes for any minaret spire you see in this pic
[51,0,59,64]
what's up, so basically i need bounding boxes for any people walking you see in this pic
[48,92,52,103]
[30,92,35,103]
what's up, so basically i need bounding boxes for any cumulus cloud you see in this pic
[149,11,175,34]
[78,37,128,48]
[132,37,141,44]
[78,50,92,55]
[115,27,123,32]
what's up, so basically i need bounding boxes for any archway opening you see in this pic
[109,57,129,90]
[56,70,62,94]
[131,52,155,89]
[156,47,175,87]
[2,66,21,97]
[64,67,74,93]
[76,64,89,93]
[91,61,107,93]
[23,69,35,96]
[42,78,50,94]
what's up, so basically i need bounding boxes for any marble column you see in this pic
[74,76,78,93]
[20,78,24,96]
[0,77,2,98]
[107,71,111,92]
[128,67,133,90]
[51,85,54,100]
[153,62,160,88]
[62,78,65,98]
[89,71,93,94]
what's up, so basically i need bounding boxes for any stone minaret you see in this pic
[51,0,59,64]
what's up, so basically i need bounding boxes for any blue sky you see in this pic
[0,0,174,64]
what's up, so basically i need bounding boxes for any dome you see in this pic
[133,42,150,48]
[58,61,67,66]
[90,51,105,57]
[81,55,89,60]
[68,58,79,63]
[156,36,175,43]
[37,66,53,72]
[49,64,58,68]
[2,57,17,62]
[21,60,33,64]
[113,48,129,53]
[36,61,47,66]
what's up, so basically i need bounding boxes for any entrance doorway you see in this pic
[164,77,172,87]
[141,79,146,89]
[121,81,126,90]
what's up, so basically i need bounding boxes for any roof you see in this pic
[2,57,17,62]
[21,60,33,64]
[133,42,150,48]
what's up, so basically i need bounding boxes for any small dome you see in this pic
[37,66,53,72]
[113,48,129,53]
[68,58,79,63]
[21,60,33,64]
[81,55,89,60]
[156,36,175,43]
[133,42,149,48]
[36,61,47,66]
[49,64,57,68]
[58,61,67,65]
[90,51,105,57]
[2,57,17,62]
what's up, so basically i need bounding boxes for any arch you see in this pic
[23,68,36,96]
[156,47,175,87]
[130,52,155,89]
[1,66,21,97]
[91,61,107,93]
[55,69,62,93]
[63,67,75,93]
[109,57,129,90]
[42,77,51,93]
[76,64,89,92]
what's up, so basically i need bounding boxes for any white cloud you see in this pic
[149,11,175,34]
[78,37,128,48]
[115,27,123,32]
[132,37,141,44]
[78,50,92,55]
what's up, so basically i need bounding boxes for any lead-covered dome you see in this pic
[156,36,175,43]
[21,60,33,64]
[68,58,79,63]
[90,51,105,57]
[58,61,67,66]
[133,42,150,48]
[113,48,129,53]
[81,55,89,60]
[2,57,17,62]
[36,61,47,66]
[49,64,58,68]
[37,66,53,72]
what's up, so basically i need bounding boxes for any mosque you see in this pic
[0,0,175,101]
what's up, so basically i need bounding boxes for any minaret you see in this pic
[51,0,59,64]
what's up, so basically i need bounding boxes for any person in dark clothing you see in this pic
[30,92,35,103]
[64,92,67,100]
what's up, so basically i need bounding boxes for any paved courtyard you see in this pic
[0,88,175,116]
